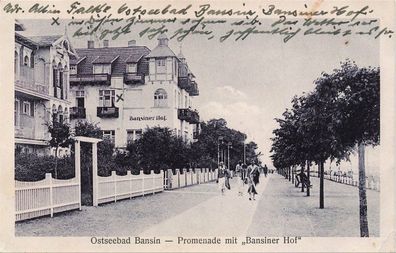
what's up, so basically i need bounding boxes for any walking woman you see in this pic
[217,162,227,195]
[236,161,244,196]
[247,162,258,200]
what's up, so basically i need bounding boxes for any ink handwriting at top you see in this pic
[117,4,192,16]
[67,1,111,15]
[195,4,256,18]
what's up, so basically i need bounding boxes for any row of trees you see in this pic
[270,60,379,237]
[43,117,260,176]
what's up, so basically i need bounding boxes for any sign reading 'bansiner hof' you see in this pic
[129,116,167,121]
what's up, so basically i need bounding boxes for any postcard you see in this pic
[0,0,395,252]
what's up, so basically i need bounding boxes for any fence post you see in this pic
[112,171,117,202]
[142,170,145,196]
[46,173,54,217]
[74,140,81,210]
[92,142,99,207]
[128,170,132,199]
[152,170,155,194]
[176,169,180,188]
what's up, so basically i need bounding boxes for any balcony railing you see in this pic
[15,66,49,95]
[124,73,145,85]
[178,76,192,90]
[188,81,199,96]
[97,107,119,118]
[70,107,86,119]
[70,74,111,86]
[178,108,200,124]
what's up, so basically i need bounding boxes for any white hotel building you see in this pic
[14,22,75,155]
[69,34,200,148]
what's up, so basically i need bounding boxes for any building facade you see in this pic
[14,26,75,155]
[69,35,200,148]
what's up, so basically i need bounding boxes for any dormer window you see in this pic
[70,65,77,75]
[93,64,111,74]
[126,63,137,73]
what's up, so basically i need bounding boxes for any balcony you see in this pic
[188,81,199,96]
[70,74,111,86]
[178,76,192,90]
[178,108,200,124]
[97,107,119,118]
[15,66,49,97]
[124,73,145,85]
[70,107,86,119]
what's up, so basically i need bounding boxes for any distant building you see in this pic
[14,25,75,155]
[69,35,200,148]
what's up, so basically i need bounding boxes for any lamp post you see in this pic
[243,141,246,164]
[227,142,232,170]
[227,142,232,177]
[217,136,223,167]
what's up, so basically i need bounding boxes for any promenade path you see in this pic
[15,174,379,237]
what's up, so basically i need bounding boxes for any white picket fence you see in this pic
[97,170,164,205]
[164,168,218,190]
[309,171,380,191]
[15,173,80,221]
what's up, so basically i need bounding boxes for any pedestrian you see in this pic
[247,162,258,200]
[217,162,227,195]
[263,164,268,177]
[236,161,244,196]
[252,162,260,186]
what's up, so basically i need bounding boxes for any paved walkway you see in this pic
[248,174,380,237]
[16,174,379,237]
[140,177,269,237]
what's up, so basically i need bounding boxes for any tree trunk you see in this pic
[358,143,369,237]
[292,166,295,184]
[288,167,291,182]
[307,162,310,196]
[54,146,59,179]
[301,165,305,192]
[319,160,324,209]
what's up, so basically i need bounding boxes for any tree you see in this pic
[316,60,379,237]
[46,114,73,179]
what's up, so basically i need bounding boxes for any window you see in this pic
[126,63,137,73]
[156,59,166,74]
[99,90,115,107]
[154,88,168,107]
[70,65,77,75]
[24,56,29,66]
[22,101,31,116]
[127,129,142,143]
[14,100,20,126]
[76,90,85,97]
[156,59,165,66]
[103,130,115,144]
[93,64,111,74]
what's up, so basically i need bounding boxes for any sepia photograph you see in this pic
[0,0,395,252]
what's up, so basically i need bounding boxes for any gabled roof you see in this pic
[15,33,38,49]
[92,55,119,64]
[74,46,150,76]
[146,45,177,58]
[70,55,86,65]
[28,35,63,46]
[125,54,143,63]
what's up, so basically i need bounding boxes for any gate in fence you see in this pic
[15,136,102,221]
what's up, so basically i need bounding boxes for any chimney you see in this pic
[87,40,95,49]
[103,40,109,48]
[128,40,136,47]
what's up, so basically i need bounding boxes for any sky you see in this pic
[19,18,380,174]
